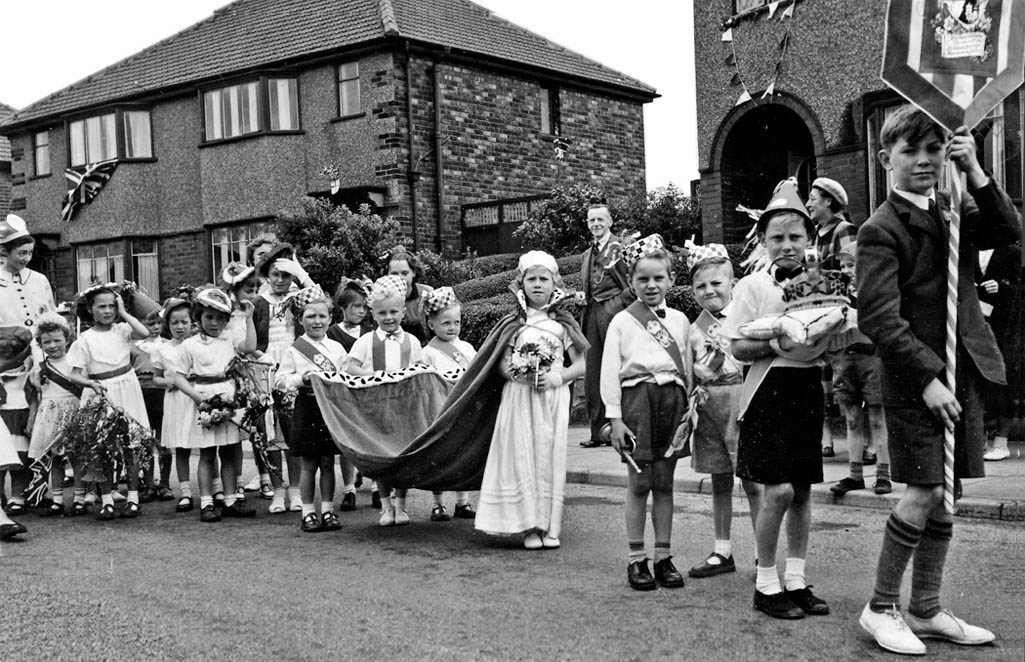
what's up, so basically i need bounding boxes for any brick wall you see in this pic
[395,54,648,256]
[816,146,868,224]
[0,104,11,216]
[159,231,209,297]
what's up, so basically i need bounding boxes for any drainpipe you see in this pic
[404,41,419,251]
[432,49,450,253]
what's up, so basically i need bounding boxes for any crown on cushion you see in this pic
[781,268,851,310]
[620,234,666,268]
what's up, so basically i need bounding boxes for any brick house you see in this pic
[694,0,1022,244]
[0,0,656,302]
[0,103,13,216]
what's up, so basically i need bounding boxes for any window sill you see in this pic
[67,157,157,169]
[331,112,366,123]
[29,173,52,181]
[199,130,305,148]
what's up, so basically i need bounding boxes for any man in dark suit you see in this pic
[579,204,634,447]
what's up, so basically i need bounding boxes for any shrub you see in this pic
[464,253,521,277]
[616,183,702,248]
[453,254,583,303]
[275,199,400,294]
[416,249,484,288]
[513,184,607,254]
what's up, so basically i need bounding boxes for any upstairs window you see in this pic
[338,62,361,117]
[202,77,300,142]
[33,131,50,176]
[68,109,153,167]
[540,86,561,135]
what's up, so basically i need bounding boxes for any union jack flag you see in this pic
[61,158,119,222]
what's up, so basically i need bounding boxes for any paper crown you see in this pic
[292,285,328,312]
[620,234,666,268]
[0,214,30,245]
[758,178,811,231]
[422,286,460,315]
[684,239,730,272]
[221,262,256,287]
[368,275,407,304]
[194,288,234,315]
[518,250,559,274]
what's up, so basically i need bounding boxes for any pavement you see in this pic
[564,425,1025,522]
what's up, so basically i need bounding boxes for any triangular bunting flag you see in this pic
[730,72,742,86]
[725,52,735,66]
[781,4,794,19]
[768,1,780,18]
[721,28,733,42]
[735,89,752,106]
[761,82,776,99]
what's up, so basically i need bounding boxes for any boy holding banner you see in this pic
[856,105,1019,655]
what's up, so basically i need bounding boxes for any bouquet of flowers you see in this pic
[507,337,560,389]
[227,356,281,481]
[64,393,156,483]
[197,394,238,429]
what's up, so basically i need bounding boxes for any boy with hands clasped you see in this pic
[856,105,1019,655]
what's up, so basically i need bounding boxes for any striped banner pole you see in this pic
[942,167,965,514]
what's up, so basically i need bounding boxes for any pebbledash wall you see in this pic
[0,104,12,216]
[7,48,646,302]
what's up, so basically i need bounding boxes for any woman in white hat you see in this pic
[0,214,55,529]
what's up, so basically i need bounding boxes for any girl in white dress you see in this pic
[475,252,587,549]
[421,286,477,520]
[66,286,151,520]
[27,314,82,516]
[151,298,195,512]
[171,289,257,523]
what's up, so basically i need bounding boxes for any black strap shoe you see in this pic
[689,552,736,578]
[628,559,657,591]
[784,586,830,615]
[654,557,685,588]
[754,590,805,619]
[580,439,606,448]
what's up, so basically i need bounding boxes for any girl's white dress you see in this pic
[176,333,245,448]
[422,338,476,372]
[67,323,150,428]
[27,357,80,459]
[152,340,191,449]
[475,309,570,538]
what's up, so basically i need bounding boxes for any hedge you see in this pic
[454,254,583,303]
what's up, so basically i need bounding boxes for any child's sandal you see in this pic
[176,497,194,513]
[69,502,88,516]
[4,501,26,516]
[320,511,341,531]
[96,504,116,521]
[41,503,65,517]
[301,513,322,533]
[120,502,142,519]
[212,492,226,508]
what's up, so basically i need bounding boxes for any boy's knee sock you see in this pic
[628,540,646,563]
[73,488,86,504]
[51,486,64,505]
[877,463,890,482]
[783,557,806,591]
[654,542,671,563]
[849,461,864,481]
[908,518,953,619]
[870,513,923,610]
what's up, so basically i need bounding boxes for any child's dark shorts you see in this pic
[288,387,340,458]
[885,360,985,485]
[831,346,882,407]
[141,387,165,434]
[621,382,688,464]
[737,367,824,485]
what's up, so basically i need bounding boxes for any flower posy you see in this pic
[197,394,238,429]
[507,337,560,387]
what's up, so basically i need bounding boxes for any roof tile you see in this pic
[3,0,654,130]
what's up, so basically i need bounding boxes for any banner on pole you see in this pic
[882,0,1025,131]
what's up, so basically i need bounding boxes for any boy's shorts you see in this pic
[737,367,824,485]
[691,381,742,475]
[831,346,882,407]
[886,360,986,484]
[621,382,687,464]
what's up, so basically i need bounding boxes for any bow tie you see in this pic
[655,309,666,319]
[385,332,401,341]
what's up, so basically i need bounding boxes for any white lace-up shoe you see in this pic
[904,609,995,646]
[859,604,926,655]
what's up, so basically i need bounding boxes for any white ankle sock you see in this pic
[127,490,139,505]
[783,557,806,591]
[755,565,782,595]
[380,496,393,512]
[180,483,193,498]
[395,497,406,512]
[321,501,333,514]
[101,493,115,507]
[713,539,732,559]
[301,504,316,517]
[200,495,213,509]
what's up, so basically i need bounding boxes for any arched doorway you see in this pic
[718,104,817,243]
